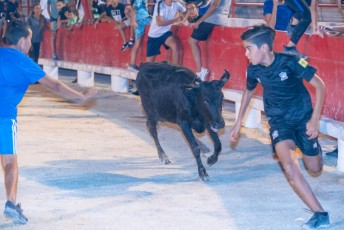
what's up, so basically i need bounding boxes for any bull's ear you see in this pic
[217,69,230,88]
[180,85,200,97]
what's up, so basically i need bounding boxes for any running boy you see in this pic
[229,24,329,230]
[0,20,96,224]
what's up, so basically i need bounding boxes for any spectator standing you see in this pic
[47,0,59,59]
[128,0,151,71]
[263,0,293,31]
[283,0,318,58]
[146,0,186,65]
[27,3,46,64]
[230,24,329,230]
[188,0,231,80]
[0,19,97,225]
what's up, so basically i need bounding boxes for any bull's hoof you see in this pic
[206,154,218,166]
[198,168,209,181]
[158,153,171,164]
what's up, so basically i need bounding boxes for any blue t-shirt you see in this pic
[263,0,293,31]
[0,48,46,119]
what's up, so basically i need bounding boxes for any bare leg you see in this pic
[146,55,156,63]
[275,140,324,212]
[51,30,57,56]
[115,24,127,43]
[130,36,143,65]
[165,35,179,65]
[188,37,202,72]
[1,155,18,203]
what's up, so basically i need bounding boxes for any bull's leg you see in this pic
[206,128,222,166]
[179,121,208,180]
[146,119,171,164]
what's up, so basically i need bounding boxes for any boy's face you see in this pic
[67,12,75,19]
[243,40,266,65]
[186,4,198,18]
[56,2,65,11]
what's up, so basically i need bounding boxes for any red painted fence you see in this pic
[40,24,344,122]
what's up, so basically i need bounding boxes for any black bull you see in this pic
[136,62,230,180]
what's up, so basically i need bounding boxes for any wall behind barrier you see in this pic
[40,24,344,122]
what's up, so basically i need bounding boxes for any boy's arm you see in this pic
[39,75,97,100]
[156,14,182,26]
[229,88,256,142]
[306,74,325,139]
[310,0,319,34]
[264,0,278,29]
[193,0,221,29]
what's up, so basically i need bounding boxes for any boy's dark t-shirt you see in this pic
[0,1,5,18]
[92,0,106,16]
[6,0,19,20]
[105,3,126,21]
[59,6,70,20]
[246,53,317,128]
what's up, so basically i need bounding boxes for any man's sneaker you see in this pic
[302,212,330,230]
[196,68,209,81]
[282,46,308,59]
[3,201,28,224]
[121,42,129,51]
[128,64,139,72]
[128,39,134,48]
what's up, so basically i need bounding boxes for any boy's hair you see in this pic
[57,0,65,3]
[240,24,275,51]
[5,20,31,45]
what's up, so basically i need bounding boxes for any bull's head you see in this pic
[183,69,230,132]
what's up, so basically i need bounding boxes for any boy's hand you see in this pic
[306,118,319,139]
[80,87,98,100]
[229,122,241,142]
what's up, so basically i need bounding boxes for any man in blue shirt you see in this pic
[0,20,96,224]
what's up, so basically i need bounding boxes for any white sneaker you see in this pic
[196,68,209,81]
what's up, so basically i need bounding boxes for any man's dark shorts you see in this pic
[269,124,321,156]
[191,22,216,41]
[147,31,172,57]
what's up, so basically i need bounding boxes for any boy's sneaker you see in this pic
[121,42,129,51]
[196,68,209,81]
[326,147,338,158]
[3,201,28,224]
[128,64,139,72]
[282,46,308,59]
[302,212,330,230]
[128,39,134,48]
[51,54,58,60]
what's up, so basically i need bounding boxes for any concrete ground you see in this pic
[0,70,343,230]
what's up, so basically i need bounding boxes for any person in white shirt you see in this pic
[146,0,186,65]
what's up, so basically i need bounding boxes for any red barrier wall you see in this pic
[40,24,344,121]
